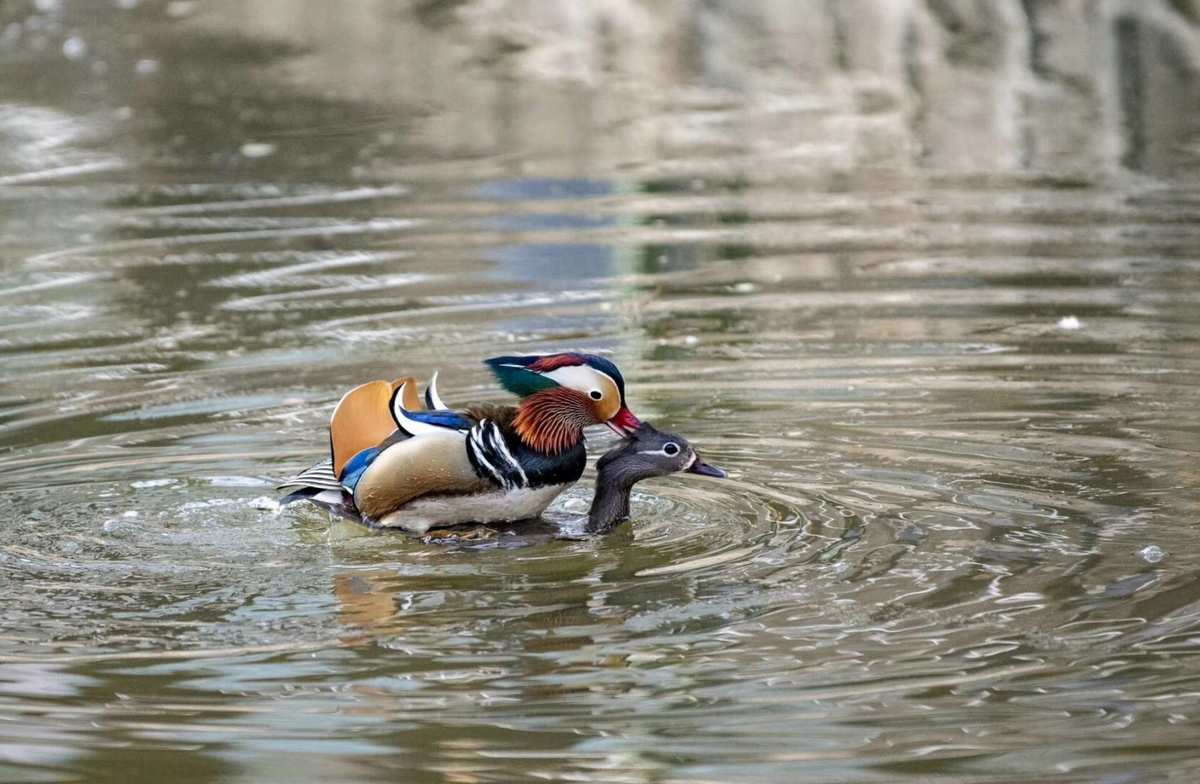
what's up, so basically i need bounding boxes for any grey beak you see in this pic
[686,459,727,478]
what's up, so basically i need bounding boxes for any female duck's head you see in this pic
[596,424,724,483]
[588,423,725,533]
[485,353,643,452]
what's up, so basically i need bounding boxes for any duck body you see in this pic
[352,404,587,533]
[284,421,726,537]
[279,353,638,534]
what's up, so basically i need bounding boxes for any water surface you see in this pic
[2,2,1200,782]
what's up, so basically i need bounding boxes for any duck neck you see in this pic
[514,388,590,455]
[586,470,639,534]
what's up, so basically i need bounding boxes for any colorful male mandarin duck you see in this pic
[279,353,643,533]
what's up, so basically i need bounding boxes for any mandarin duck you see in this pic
[279,353,645,533]
[585,423,725,534]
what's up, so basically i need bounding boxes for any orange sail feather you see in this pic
[329,376,422,476]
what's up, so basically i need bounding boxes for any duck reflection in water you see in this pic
[327,424,724,648]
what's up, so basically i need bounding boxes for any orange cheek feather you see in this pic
[514,388,593,454]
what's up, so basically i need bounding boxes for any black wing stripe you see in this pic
[466,432,506,488]
[483,422,527,489]
[464,419,530,491]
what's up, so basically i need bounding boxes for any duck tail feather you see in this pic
[277,458,342,491]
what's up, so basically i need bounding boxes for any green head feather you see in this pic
[484,356,561,398]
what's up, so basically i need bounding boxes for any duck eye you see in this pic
[663,442,680,456]
[589,389,603,400]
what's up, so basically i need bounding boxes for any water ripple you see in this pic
[2,3,1199,778]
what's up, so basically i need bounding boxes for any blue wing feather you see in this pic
[339,446,381,490]
[339,409,470,491]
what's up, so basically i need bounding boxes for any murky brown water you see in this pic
[2,2,1200,782]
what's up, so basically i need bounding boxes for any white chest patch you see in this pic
[375,483,570,535]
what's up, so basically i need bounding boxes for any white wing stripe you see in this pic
[485,422,528,487]
[468,424,507,488]
[425,370,448,410]
[391,381,445,436]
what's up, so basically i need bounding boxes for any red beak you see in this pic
[605,406,642,438]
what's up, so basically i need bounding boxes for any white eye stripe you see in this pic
[636,446,685,457]
[544,365,619,390]
[541,366,621,415]
[591,369,618,389]
[543,365,609,390]
[504,357,619,393]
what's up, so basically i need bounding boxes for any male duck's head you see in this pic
[485,353,642,441]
